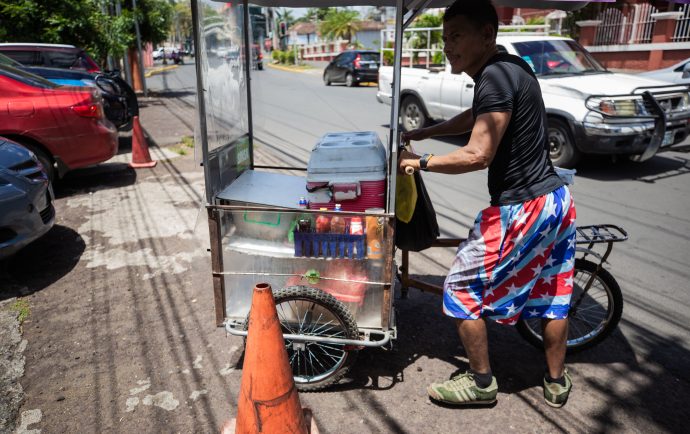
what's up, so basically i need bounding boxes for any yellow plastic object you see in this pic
[395,172,417,223]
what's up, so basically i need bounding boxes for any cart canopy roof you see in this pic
[228,0,590,10]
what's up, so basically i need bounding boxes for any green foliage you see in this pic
[409,13,444,64]
[272,49,283,62]
[432,51,445,65]
[0,0,172,67]
[526,16,546,25]
[383,41,394,66]
[301,7,333,23]
[285,49,296,65]
[319,9,360,41]
[9,299,30,325]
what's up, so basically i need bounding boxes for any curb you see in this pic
[265,63,313,73]
[145,65,179,78]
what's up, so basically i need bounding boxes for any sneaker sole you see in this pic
[428,395,497,406]
[544,397,568,408]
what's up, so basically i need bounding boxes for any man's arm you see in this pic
[399,111,511,174]
[402,108,475,142]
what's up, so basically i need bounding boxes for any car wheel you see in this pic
[345,73,357,87]
[401,96,428,132]
[548,118,580,168]
[323,72,331,86]
[18,141,55,182]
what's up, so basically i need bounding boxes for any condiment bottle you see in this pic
[330,204,346,234]
[315,208,331,233]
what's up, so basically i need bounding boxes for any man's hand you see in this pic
[402,128,431,143]
[398,149,421,174]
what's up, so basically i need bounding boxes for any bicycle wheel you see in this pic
[516,259,623,354]
[243,285,359,391]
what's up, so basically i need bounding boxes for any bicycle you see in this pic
[399,224,628,354]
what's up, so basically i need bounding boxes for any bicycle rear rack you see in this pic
[576,224,628,265]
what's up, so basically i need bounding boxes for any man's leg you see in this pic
[542,317,572,408]
[542,318,567,378]
[456,318,491,374]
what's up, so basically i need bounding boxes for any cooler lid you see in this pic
[308,131,387,175]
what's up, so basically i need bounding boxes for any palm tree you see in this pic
[319,9,360,42]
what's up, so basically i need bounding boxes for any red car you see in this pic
[0,63,118,180]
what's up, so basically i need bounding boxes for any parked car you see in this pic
[638,58,690,84]
[0,43,100,72]
[153,46,183,64]
[324,50,380,87]
[0,137,55,260]
[0,63,118,181]
[378,35,690,167]
[0,53,137,130]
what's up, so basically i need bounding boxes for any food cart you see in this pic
[190,0,591,390]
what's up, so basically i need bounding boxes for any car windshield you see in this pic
[360,53,379,62]
[0,63,59,89]
[512,40,607,77]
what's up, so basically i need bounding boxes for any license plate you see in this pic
[369,64,377,69]
[662,130,674,146]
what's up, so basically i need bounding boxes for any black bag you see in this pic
[395,171,440,251]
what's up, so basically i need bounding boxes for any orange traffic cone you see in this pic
[130,115,157,168]
[234,283,313,434]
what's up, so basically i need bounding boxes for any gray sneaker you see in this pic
[427,371,498,405]
[543,369,572,408]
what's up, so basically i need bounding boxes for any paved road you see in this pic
[1,63,686,433]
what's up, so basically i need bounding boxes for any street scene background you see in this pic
[1,61,689,433]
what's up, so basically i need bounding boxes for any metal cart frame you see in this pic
[191,0,592,389]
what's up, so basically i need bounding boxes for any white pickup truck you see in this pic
[377,35,690,167]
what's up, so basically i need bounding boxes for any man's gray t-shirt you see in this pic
[471,53,563,206]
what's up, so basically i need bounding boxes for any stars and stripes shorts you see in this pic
[443,185,576,325]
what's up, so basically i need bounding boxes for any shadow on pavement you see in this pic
[0,225,85,301]
[576,152,690,183]
[331,273,687,433]
[54,162,137,199]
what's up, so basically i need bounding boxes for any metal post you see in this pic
[387,0,404,215]
[242,0,255,169]
[115,0,133,86]
[191,0,212,203]
[132,0,148,97]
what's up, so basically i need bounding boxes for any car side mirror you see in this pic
[683,63,690,79]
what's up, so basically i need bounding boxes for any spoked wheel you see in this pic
[516,259,623,354]
[245,285,359,391]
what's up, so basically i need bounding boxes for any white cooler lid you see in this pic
[307,131,387,176]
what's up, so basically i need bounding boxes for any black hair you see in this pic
[443,0,499,38]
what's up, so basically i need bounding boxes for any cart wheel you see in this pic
[243,285,359,391]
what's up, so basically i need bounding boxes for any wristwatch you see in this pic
[419,153,434,171]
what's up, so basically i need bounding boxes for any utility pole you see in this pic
[132,0,148,97]
[115,0,133,85]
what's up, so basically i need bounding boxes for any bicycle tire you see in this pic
[516,258,623,354]
[243,285,359,391]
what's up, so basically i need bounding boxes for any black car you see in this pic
[323,50,380,87]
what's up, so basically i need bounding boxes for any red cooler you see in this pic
[306,131,387,212]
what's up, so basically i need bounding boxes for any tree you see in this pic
[409,12,444,64]
[0,0,172,67]
[319,9,360,42]
[171,1,192,46]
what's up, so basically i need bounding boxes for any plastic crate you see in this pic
[294,231,366,259]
